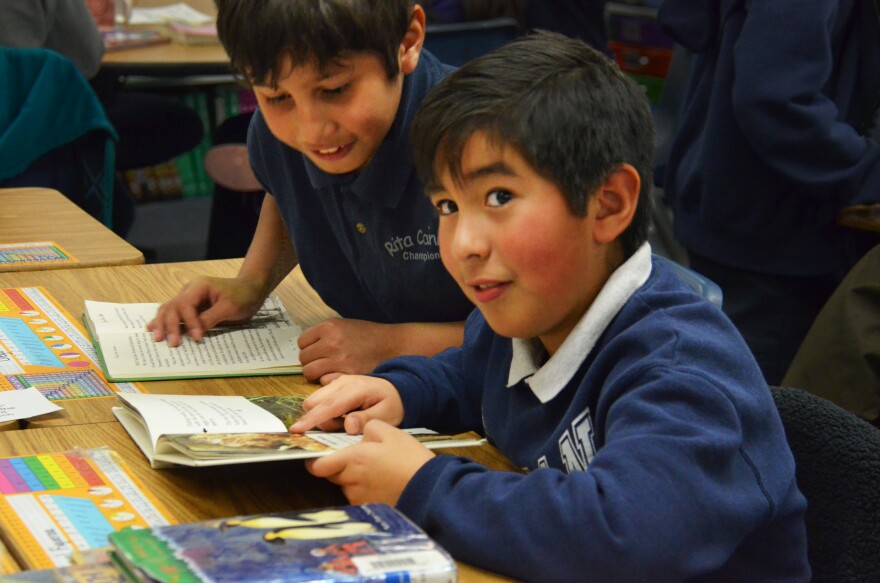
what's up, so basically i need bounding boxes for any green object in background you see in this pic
[626,72,666,105]
[176,91,213,198]
[173,86,252,198]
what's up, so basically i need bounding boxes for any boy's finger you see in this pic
[290,397,352,433]
[177,304,204,342]
[296,324,321,350]
[306,449,351,479]
[319,372,343,386]
[196,303,231,332]
[361,419,393,441]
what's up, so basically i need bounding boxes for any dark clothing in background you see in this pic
[657,0,880,383]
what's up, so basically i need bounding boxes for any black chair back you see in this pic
[770,386,880,582]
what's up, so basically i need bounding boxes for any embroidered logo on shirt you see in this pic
[382,229,440,261]
[537,408,597,472]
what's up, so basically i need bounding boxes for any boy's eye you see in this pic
[434,199,458,216]
[321,84,349,98]
[264,94,290,106]
[486,189,513,207]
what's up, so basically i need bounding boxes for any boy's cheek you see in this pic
[439,251,466,291]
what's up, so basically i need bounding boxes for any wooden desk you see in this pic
[0,258,519,581]
[101,38,230,77]
[0,259,333,428]
[0,188,144,271]
[0,422,517,581]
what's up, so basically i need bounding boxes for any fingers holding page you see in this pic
[290,375,404,434]
[146,279,216,346]
[306,420,435,506]
[146,276,265,347]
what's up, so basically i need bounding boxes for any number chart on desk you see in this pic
[0,448,172,569]
[0,242,78,269]
[0,287,142,400]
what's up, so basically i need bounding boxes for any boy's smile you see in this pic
[252,53,406,175]
[430,133,612,355]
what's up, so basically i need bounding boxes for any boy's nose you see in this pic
[298,105,336,144]
[449,214,490,262]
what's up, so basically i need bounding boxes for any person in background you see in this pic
[784,243,880,428]
[149,0,473,385]
[422,0,609,54]
[291,32,810,582]
[422,0,525,25]
[523,0,608,52]
[656,0,880,384]
[0,0,204,237]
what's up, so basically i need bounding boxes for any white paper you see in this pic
[0,387,61,422]
[128,3,213,25]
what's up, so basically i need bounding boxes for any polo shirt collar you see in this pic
[507,243,653,403]
[302,59,426,207]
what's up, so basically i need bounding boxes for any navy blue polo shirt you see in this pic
[247,50,473,324]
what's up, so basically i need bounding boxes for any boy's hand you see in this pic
[297,318,397,385]
[290,375,404,434]
[305,420,434,505]
[146,276,265,347]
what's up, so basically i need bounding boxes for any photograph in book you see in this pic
[112,393,485,468]
[83,296,302,381]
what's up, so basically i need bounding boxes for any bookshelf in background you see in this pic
[604,2,674,105]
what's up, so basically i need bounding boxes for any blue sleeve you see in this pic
[731,0,880,204]
[397,367,802,582]
[246,109,274,195]
[372,310,486,433]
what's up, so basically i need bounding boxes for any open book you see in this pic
[83,297,302,382]
[113,393,485,468]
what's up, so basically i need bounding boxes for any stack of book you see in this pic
[0,505,458,582]
[108,505,457,582]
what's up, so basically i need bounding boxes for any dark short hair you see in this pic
[215,0,414,85]
[411,31,655,258]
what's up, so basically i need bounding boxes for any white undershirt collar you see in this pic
[507,243,653,403]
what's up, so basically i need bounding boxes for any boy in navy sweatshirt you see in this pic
[292,32,810,582]
[147,0,472,384]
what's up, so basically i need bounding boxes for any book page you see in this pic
[118,394,288,446]
[83,301,157,334]
[86,298,300,378]
[100,324,299,377]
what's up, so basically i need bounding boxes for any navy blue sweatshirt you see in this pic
[376,246,810,582]
[658,0,880,276]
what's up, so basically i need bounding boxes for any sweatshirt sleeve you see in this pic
[730,0,880,204]
[45,0,105,80]
[396,366,804,582]
[372,310,487,433]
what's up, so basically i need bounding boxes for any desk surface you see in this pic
[0,259,333,428]
[0,188,144,271]
[0,422,516,581]
[0,258,519,581]
[101,37,231,77]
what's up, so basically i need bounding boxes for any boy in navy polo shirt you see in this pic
[291,32,810,581]
[147,0,473,384]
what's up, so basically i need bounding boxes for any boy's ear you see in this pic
[399,5,426,76]
[592,163,640,245]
